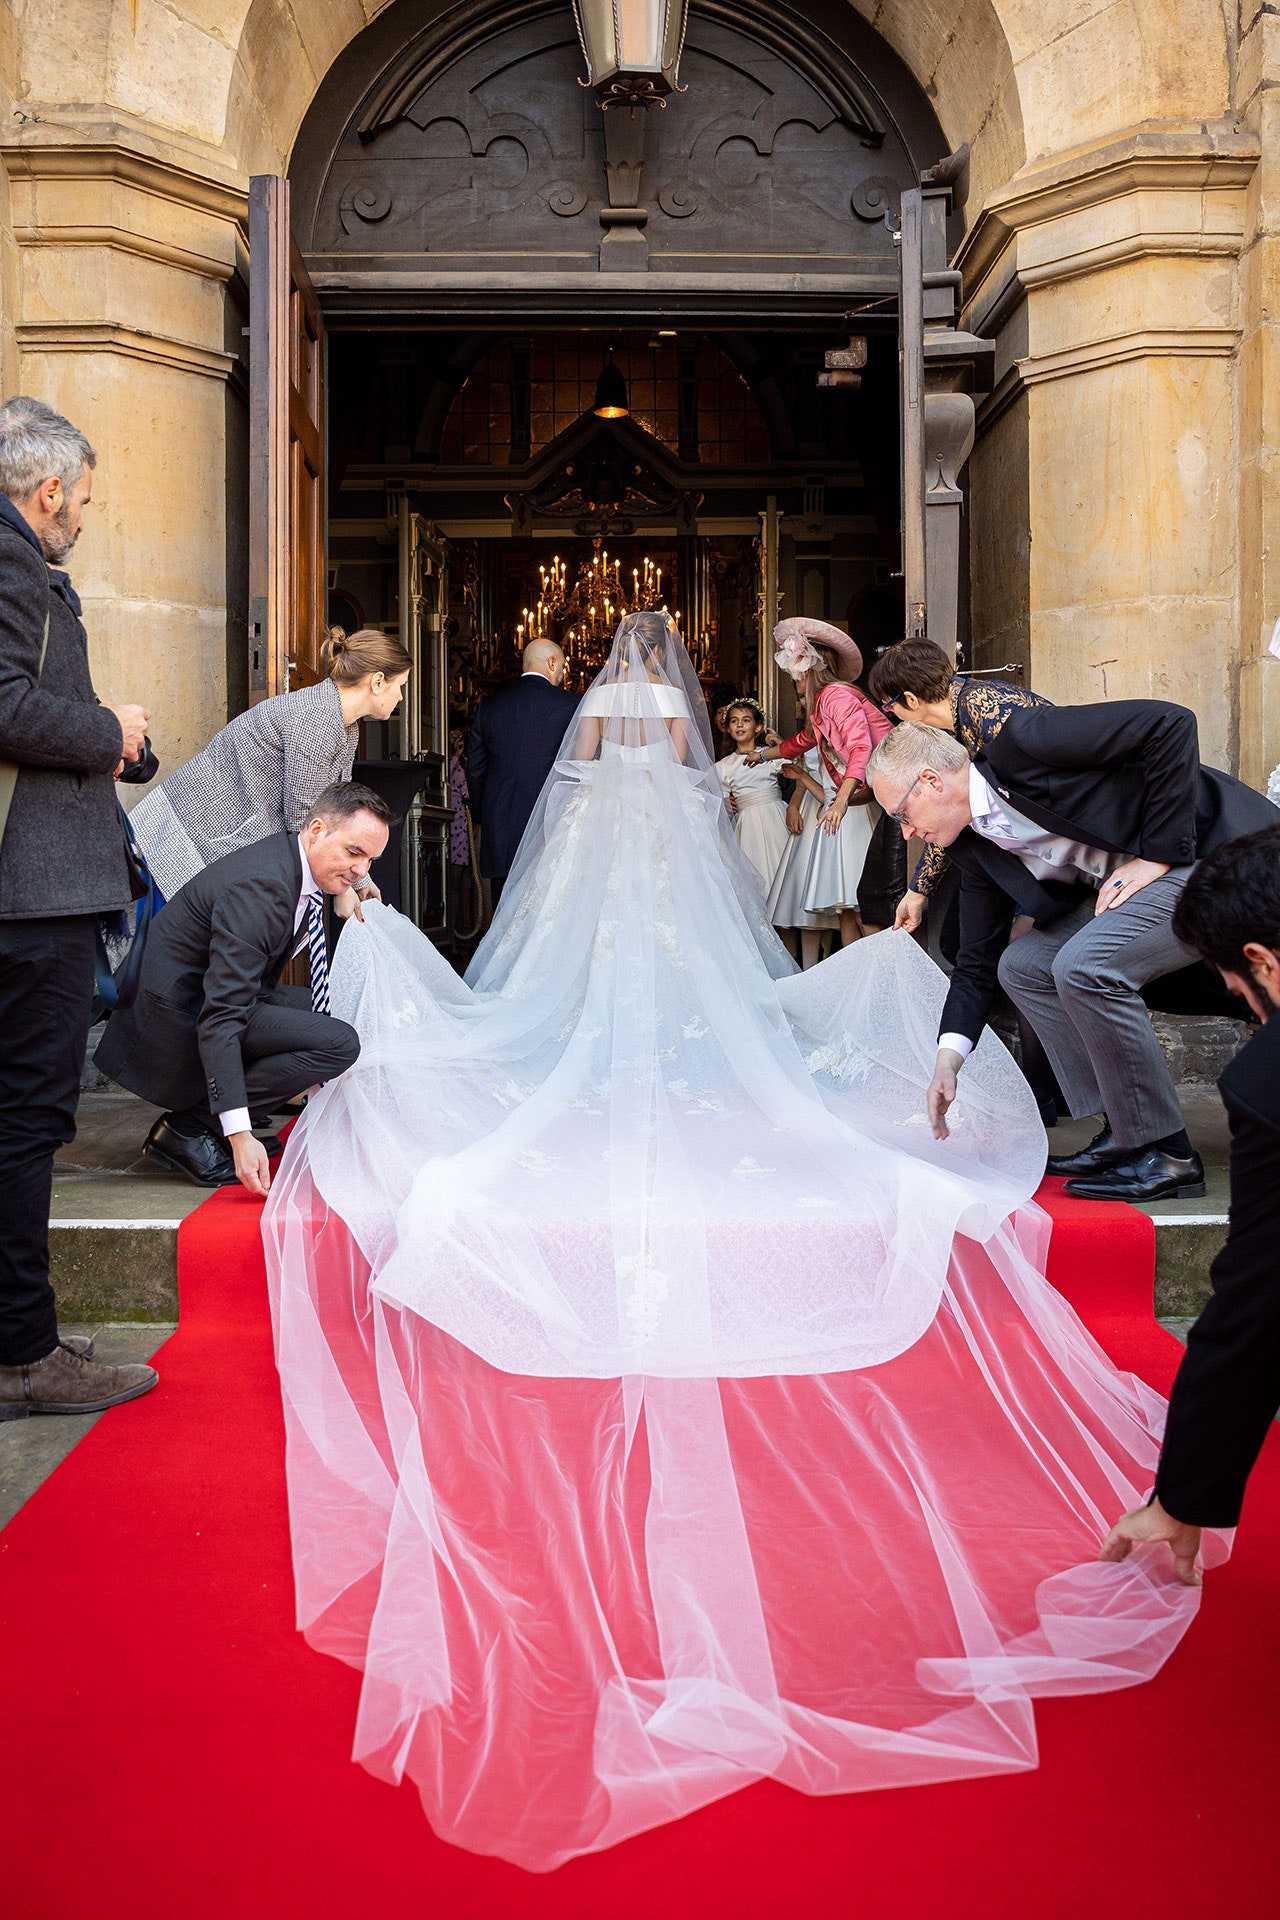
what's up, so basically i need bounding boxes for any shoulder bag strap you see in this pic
[0,607,51,852]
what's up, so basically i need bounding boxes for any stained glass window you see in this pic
[437,335,769,465]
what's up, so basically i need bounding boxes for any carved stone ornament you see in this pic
[340,182,393,224]
[547,183,589,216]
[312,1,924,277]
[657,181,697,218]
[850,175,900,222]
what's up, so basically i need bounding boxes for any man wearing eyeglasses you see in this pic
[866,705,1278,1201]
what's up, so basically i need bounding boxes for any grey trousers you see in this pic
[995,871,1195,1149]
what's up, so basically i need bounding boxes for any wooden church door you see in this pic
[248,175,327,701]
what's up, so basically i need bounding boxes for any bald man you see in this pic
[467,640,579,904]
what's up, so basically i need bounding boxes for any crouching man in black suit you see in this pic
[97,782,391,1195]
[866,705,1278,1202]
[1101,826,1280,1584]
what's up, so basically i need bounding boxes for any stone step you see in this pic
[54,1090,1231,1326]
[47,1206,1225,1322]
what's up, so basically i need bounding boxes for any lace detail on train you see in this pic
[262,611,1222,1871]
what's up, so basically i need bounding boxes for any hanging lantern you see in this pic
[592,345,630,419]
[571,0,688,110]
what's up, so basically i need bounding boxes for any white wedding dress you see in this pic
[263,614,1221,1873]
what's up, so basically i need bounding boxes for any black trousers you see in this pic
[0,915,97,1366]
[181,985,359,1133]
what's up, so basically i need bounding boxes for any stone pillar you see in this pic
[959,128,1258,773]
[1235,5,1280,791]
[1,141,248,770]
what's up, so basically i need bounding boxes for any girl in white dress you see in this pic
[767,740,837,966]
[715,699,791,893]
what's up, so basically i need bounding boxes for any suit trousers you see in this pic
[0,915,97,1365]
[181,984,359,1132]
[995,871,1194,1149]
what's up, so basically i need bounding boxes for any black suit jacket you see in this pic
[96,832,303,1116]
[468,676,580,880]
[939,700,1280,1044]
[1155,1012,1280,1527]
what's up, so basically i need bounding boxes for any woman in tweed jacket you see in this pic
[865,639,1051,933]
[129,627,411,899]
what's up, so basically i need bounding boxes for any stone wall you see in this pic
[0,1,1275,782]
[960,129,1258,770]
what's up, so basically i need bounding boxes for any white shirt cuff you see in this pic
[937,1033,975,1061]
[219,1107,252,1138]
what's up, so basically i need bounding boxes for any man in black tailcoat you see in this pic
[96,783,390,1195]
[866,702,1278,1201]
[1101,825,1280,1583]
[468,639,579,904]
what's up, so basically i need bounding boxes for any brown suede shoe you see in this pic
[0,1341,158,1421]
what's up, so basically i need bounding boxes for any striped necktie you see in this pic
[306,894,331,1015]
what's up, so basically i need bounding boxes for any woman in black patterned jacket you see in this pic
[866,640,1051,933]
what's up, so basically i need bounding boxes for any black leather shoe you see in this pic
[1046,1123,1128,1178]
[1064,1147,1206,1203]
[143,1115,239,1188]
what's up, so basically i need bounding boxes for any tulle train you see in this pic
[264,1172,1220,1872]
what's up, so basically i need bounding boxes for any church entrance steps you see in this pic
[50,1086,1231,1327]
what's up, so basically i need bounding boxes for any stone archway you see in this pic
[4,0,1275,779]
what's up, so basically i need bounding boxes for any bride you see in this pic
[263,612,1221,1873]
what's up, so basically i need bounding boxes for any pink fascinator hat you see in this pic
[773,617,865,683]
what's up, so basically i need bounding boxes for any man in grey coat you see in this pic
[0,395,160,1421]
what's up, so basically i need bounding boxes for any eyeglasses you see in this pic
[888,771,923,825]
[880,696,903,716]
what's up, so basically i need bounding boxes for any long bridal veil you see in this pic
[263,612,1221,1871]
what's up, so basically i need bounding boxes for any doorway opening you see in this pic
[322,319,904,939]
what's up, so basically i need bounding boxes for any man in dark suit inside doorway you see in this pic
[96,782,391,1195]
[468,639,579,905]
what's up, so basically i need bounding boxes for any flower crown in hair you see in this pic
[774,630,823,682]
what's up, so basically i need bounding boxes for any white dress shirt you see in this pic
[220,835,321,1138]
[938,765,1119,1061]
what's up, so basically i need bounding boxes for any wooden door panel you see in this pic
[248,177,327,700]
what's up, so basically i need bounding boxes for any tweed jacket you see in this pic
[910,675,1052,900]
[0,512,130,919]
[129,676,357,899]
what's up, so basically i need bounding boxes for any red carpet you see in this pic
[2,1182,1278,1918]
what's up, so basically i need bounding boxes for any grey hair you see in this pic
[866,720,969,788]
[0,394,96,503]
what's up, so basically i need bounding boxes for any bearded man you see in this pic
[0,395,158,1421]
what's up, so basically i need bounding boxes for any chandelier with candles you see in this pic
[517,540,678,687]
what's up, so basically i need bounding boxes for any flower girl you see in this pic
[715,698,791,892]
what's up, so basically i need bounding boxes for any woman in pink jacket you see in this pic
[749,618,892,942]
